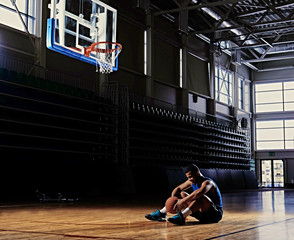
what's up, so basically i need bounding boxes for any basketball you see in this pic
[165,196,178,214]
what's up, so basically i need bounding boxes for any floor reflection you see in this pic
[1,190,294,240]
[220,190,294,240]
[223,189,294,213]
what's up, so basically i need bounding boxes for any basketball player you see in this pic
[145,164,223,225]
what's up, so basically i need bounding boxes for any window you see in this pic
[215,66,233,105]
[0,0,41,36]
[144,30,147,75]
[255,81,294,113]
[285,120,294,149]
[238,76,250,112]
[238,76,244,109]
[256,120,294,150]
[179,48,183,88]
[284,81,294,111]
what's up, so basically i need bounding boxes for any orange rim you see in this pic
[84,42,122,57]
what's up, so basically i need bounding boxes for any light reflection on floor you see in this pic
[220,190,294,240]
[0,189,294,239]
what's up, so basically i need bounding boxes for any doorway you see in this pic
[261,160,284,187]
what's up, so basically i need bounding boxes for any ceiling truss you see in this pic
[150,0,294,70]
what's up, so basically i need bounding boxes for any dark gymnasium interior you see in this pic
[1,0,294,203]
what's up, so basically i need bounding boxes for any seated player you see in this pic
[145,164,223,225]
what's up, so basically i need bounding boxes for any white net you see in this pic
[92,42,122,74]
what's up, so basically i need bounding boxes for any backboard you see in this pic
[47,0,119,71]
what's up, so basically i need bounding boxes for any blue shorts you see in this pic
[191,204,223,223]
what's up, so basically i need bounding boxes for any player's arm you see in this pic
[171,180,192,197]
[183,180,214,202]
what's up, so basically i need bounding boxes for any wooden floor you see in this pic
[1,189,294,239]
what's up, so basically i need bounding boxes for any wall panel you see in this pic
[187,53,210,97]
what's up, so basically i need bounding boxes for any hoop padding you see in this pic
[84,42,122,73]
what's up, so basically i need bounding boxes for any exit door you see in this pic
[261,160,284,187]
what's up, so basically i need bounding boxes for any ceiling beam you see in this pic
[215,2,238,29]
[248,48,260,59]
[261,0,287,20]
[154,0,247,16]
[260,35,281,59]
[213,25,294,42]
[234,1,294,18]
[227,39,294,50]
[228,41,289,50]
[242,53,294,63]
[190,16,294,35]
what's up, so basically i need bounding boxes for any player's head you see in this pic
[185,164,199,175]
[184,164,200,184]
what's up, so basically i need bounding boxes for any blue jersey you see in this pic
[192,177,223,210]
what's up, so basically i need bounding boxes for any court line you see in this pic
[205,217,294,239]
[0,229,129,239]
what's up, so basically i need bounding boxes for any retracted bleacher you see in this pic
[129,101,257,192]
[0,68,118,199]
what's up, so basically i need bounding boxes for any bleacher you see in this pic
[128,101,257,192]
[129,101,251,170]
[0,67,118,198]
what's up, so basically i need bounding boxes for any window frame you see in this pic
[215,65,233,106]
[237,74,250,111]
[256,119,294,150]
[0,0,41,37]
[255,81,294,113]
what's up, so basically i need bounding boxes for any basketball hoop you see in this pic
[84,42,122,74]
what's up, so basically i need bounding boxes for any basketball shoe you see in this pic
[168,212,185,225]
[145,210,166,221]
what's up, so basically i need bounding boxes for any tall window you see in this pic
[179,48,183,88]
[238,75,250,112]
[144,30,147,75]
[255,81,294,113]
[0,0,41,36]
[215,66,233,105]
[238,76,244,109]
[256,120,294,150]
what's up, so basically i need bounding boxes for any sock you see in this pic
[160,207,167,214]
[182,208,192,218]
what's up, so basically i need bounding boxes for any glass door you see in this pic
[261,160,284,188]
[261,160,272,187]
[273,160,284,187]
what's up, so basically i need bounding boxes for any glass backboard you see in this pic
[46,0,119,71]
